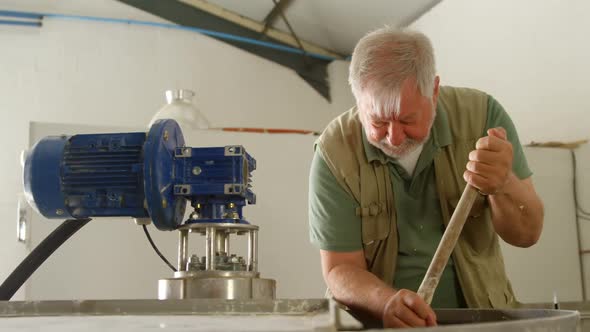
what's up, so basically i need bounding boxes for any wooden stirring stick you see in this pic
[417,185,479,304]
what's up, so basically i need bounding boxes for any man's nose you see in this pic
[387,122,405,146]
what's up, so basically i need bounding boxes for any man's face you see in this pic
[359,78,439,159]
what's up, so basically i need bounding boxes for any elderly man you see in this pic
[308,28,544,328]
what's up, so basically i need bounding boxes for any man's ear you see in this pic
[432,76,440,104]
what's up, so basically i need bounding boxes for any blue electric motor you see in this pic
[23,119,256,231]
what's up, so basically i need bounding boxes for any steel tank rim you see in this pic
[0,300,580,331]
[367,308,581,332]
[0,299,327,317]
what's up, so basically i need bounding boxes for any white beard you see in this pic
[373,134,429,159]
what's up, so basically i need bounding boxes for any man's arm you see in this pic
[464,127,544,247]
[321,249,437,328]
[488,176,543,247]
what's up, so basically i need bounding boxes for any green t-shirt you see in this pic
[308,95,531,308]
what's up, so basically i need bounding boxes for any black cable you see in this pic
[571,149,589,301]
[142,225,177,272]
[572,150,590,217]
[0,218,91,301]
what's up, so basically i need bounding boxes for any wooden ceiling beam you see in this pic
[178,0,345,60]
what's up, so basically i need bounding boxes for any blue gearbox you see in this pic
[23,119,256,231]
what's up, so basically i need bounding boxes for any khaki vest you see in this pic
[317,86,516,308]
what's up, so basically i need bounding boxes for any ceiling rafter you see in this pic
[178,0,345,60]
[260,0,293,37]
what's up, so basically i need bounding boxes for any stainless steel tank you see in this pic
[0,299,582,332]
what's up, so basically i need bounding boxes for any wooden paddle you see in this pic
[417,185,480,304]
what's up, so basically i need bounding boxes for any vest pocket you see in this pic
[357,203,389,244]
[358,203,389,267]
[448,195,494,254]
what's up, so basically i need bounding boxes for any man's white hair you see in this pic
[349,27,436,117]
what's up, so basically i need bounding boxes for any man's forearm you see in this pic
[327,264,396,319]
[488,173,544,247]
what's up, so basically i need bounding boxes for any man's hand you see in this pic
[464,127,513,195]
[382,289,437,328]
